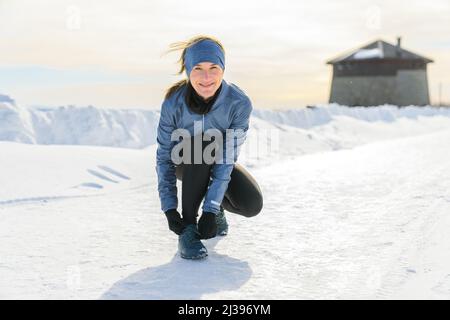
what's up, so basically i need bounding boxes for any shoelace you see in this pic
[181,225,200,244]
[216,209,226,224]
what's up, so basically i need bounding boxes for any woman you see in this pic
[156,35,263,260]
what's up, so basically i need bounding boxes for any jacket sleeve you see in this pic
[155,99,178,213]
[202,98,253,214]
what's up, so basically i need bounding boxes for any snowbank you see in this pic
[251,103,450,129]
[0,102,159,148]
[0,100,35,144]
[0,94,16,105]
[1,97,450,150]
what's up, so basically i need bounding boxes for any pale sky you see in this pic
[0,0,449,109]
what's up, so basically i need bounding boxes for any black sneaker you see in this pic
[216,206,229,236]
[178,224,208,260]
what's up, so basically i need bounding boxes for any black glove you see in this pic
[164,209,185,235]
[198,211,217,239]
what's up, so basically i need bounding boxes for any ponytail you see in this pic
[164,79,188,100]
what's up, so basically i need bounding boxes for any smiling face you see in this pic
[188,62,224,100]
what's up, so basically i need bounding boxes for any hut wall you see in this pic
[329,70,430,106]
[394,69,430,106]
[329,76,396,106]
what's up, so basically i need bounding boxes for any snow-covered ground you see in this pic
[1,98,450,299]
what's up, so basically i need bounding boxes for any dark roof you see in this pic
[327,39,434,64]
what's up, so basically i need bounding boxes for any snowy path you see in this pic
[1,128,450,299]
[250,129,450,299]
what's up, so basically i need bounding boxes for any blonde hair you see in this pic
[162,35,225,100]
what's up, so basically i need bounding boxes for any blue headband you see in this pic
[184,39,225,77]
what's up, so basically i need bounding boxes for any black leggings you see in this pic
[174,135,263,225]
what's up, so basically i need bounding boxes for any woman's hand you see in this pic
[198,211,217,239]
[164,209,185,235]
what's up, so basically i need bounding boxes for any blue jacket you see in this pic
[156,79,252,215]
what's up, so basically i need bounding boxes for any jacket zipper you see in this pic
[202,114,205,133]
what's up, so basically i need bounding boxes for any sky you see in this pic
[0,0,449,109]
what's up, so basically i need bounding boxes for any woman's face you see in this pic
[188,62,224,100]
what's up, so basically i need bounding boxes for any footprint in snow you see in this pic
[97,165,131,180]
[87,169,119,183]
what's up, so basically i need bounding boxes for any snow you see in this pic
[0,102,159,148]
[2,100,449,151]
[353,48,383,59]
[0,94,15,105]
[1,98,450,299]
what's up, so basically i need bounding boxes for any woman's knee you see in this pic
[241,199,263,218]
